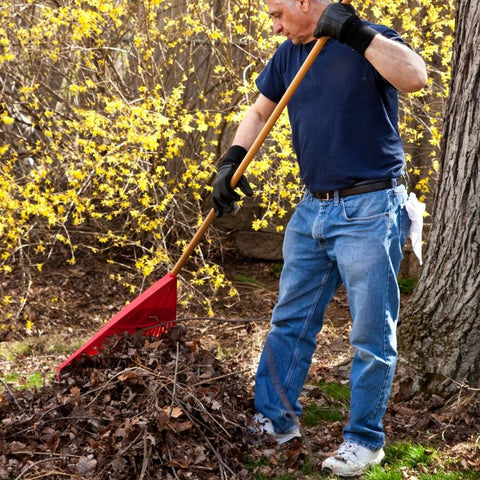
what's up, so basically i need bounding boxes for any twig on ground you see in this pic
[0,378,23,410]
[191,367,251,387]
[138,429,150,480]
[169,341,180,419]
[447,377,480,392]
[166,443,181,480]
[14,456,68,480]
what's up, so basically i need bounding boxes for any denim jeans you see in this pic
[254,184,410,450]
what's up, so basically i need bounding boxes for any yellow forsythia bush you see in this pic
[0,0,454,329]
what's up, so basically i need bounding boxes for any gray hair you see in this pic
[277,0,330,4]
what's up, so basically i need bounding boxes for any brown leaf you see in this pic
[167,459,190,468]
[45,431,60,453]
[111,455,127,473]
[118,372,142,384]
[156,409,169,429]
[173,420,193,433]
[76,455,97,475]
[70,386,81,396]
[163,405,183,418]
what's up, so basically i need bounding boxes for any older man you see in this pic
[212,0,426,476]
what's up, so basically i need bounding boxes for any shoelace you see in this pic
[252,413,271,433]
[337,441,359,458]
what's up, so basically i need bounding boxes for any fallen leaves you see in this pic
[1,326,278,479]
[1,320,480,479]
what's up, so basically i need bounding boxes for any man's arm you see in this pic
[314,3,427,93]
[211,94,277,217]
[231,94,278,149]
[364,35,427,93]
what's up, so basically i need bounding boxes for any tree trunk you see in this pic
[399,1,480,396]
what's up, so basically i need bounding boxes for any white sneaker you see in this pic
[322,441,385,477]
[250,413,301,445]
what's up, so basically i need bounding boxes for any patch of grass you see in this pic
[269,263,283,279]
[308,381,350,403]
[25,372,46,389]
[2,371,47,390]
[0,334,85,392]
[384,441,433,467]
[364,467,402,480]
[303,403,343,426]
[213,343,233,360]
[0,341,33,361]
[0,334,85,361]
[420,473,480,480]
[363,442,480,480]
[300,456,316,475]
[398,276,417,294]
[235,274,266,288]
[320,381,350,402]
[243,456,270,470]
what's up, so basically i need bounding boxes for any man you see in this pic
[212,0,427,477]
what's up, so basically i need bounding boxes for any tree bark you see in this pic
[399,0,480,395]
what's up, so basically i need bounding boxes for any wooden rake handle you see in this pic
[171,0,352,276]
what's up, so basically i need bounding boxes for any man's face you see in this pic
[266,0,317,45]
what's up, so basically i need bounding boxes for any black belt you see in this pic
[311,178,403,201]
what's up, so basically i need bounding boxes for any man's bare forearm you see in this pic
[365,35,427,93]
[232,94,277,149]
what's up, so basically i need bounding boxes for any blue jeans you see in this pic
[254,185,410,450]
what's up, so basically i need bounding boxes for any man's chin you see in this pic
[290,37,310,45]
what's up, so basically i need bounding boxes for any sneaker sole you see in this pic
[274,430,301,445]
[322,450,385,477]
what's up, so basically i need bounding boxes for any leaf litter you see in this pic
[1,268,479,479]
[0,325,310,479]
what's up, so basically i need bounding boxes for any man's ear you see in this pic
[298,0,311,13]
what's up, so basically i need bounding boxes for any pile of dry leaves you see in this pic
[1,325,305,480]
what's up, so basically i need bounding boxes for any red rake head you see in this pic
[56,273,177,375]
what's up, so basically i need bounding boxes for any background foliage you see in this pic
[0,0,455,330]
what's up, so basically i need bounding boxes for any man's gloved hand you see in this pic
[313,3,378,56]
[212,145,253,218]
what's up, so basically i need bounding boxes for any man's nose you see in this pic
[273,20,283,35]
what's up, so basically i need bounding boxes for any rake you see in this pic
[55,5,350,375]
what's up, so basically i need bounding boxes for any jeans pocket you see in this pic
[342,189,390,221]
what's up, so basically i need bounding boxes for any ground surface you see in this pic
[0,259,479,479]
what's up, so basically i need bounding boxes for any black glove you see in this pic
[313,3,378,56]
[212,145,253,218]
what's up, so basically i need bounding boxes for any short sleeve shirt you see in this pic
[255,24,406,191]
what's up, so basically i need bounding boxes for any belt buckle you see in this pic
[312,190,332,201]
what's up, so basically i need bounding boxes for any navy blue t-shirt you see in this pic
[256,24,406,191]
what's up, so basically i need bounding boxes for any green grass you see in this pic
[235,274,266,288]
[269,263,283,279]
[0,334,85,391]
[384,441,433,467]
[2,371,47,389]
[419,473,480,480]
[303,403,343,426]
[317,381,350,402]
[0,334,85,361]
[243,456,270,470]
[306,380,350,403]
[0,341,33,361]
[301,381,349,426]
[363,442,480,480]
[398,276,418,294]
